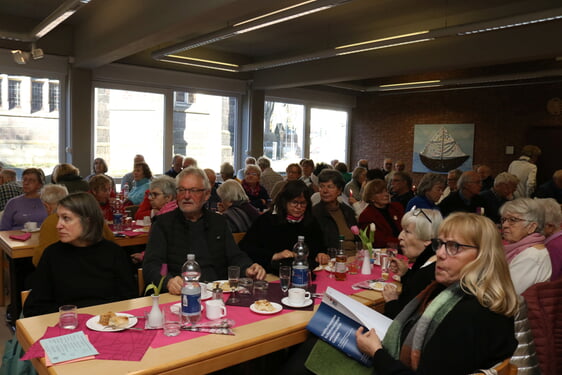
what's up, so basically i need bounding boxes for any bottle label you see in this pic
[292,266,309,288]
[181,293,201,315]
[335,261,347,273]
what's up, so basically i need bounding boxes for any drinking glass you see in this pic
[59,305,78,329]
[163,308,180,337]
[279,266,291,293]
[326,248,337,278]
[238,277,253,295]
[253,280,269,301]
[228,265,240,303]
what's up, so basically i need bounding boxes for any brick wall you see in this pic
[351,82,562,184]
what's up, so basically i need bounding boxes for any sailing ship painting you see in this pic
[413,124,474,173]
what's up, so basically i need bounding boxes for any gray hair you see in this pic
[537,198,562,227]
[40,184,69,205]
[401,208,443,241]
[245,164,262,177]
[257,156,271,169]
[499,198,544,233]
[0,169,17,181]
[417,173,446,196]
[217,180,249,203]
[150,175,177,199]
[494,172,519,187]
[177,167,211,190]
[220,162,235,179]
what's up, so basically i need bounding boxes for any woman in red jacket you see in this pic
[358,179,404,248]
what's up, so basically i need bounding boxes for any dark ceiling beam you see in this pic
[250,20,562,90]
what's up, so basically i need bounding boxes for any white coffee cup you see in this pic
[24,222,37,231]
[288,288,311,306]
[205,299,226,320]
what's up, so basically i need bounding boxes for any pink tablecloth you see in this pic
[22,314,157,362]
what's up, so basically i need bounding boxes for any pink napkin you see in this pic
[10,232,32,241]
[122,231,142,237]
[22,314,157,362]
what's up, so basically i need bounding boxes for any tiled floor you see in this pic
[0,306,15,367]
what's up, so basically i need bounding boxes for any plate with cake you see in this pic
[86,312,138,332]
[249,299,282,315]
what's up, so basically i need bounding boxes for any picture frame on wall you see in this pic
[412,124,474,173]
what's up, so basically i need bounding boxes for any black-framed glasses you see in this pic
[500,217,529,225]
[412,208,432,223]
[148,192,163,199]
[431,238,478,256]
[176,187,207,195]
[288,200,307,207]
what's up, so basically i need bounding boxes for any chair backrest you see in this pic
[21,290,30,307]
[125,204,140,218]
[232,232,246,244]
[522,277,562,375]
[137,268,145,296]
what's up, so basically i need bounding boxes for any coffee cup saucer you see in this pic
[281,297,313,308]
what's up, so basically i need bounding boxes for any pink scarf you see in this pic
[504,232,545,263]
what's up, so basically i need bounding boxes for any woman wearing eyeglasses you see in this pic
[353,213,518,375]
[499,198,551,294]
[239,180,328,274]
[358,179,404,248]
[383,208,442,318]
[241,164,271,211]
[134,176,178,221]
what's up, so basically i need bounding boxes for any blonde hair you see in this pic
[439,213,519,317]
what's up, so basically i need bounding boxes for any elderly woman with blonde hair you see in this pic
[500,198,551,294]
[217,179,260,233]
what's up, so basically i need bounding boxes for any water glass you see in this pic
[59,305,78,329]
[163,309,180,337]
[279,266,291,293]
[238,277,253,295]
[228,265,240,303]
[253,280,269,300]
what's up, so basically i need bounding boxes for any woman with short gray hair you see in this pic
[537,198,562,280]
[217,180,260,233]
[406,173,446,211]
[499,198,551,294]
[384,208,443,318]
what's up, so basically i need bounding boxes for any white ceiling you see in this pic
[1,0,561,92]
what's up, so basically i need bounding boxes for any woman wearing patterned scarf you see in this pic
[239,180,328,275]
[356,213,519,375]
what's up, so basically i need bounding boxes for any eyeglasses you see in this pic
[412,208,432,223]
[288,200,307,207]
[431,238,478,256]
[148,192,163,199]
[500,217,529,225]
[245,172,259,176]
[176,187,207,195]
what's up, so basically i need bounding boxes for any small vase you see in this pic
[361,250,372,275]
[147,294,163,329]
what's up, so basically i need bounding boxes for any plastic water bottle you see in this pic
[181,254,201,325]
[122,183,130,200]
[291,236,309,289]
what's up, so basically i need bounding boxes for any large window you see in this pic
[173,91,237,171]
[310,107,348,164]
[264,101,348,171]
[263,101,304,171]
[0,74,60,176]
[94,87,165,179]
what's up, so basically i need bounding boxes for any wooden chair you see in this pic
[232,232,246,244]
[137,268,145,296]
[21,289,30,307]
[475,358,517,375]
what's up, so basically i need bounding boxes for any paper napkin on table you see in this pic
[9,233,32,241]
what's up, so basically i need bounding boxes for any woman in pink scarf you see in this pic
[500,198,552,294]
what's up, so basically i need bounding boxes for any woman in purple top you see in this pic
[0,168,48,230]
[538,198,562,281]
